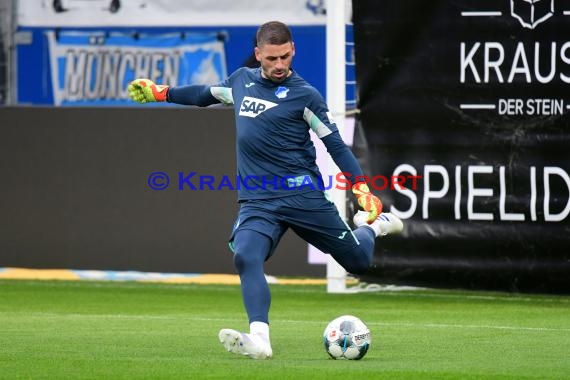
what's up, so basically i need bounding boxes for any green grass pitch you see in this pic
[0,279,569,379]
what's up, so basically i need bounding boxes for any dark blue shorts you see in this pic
[229,190,361,257]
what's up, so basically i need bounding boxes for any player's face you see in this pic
[255,42,295,83]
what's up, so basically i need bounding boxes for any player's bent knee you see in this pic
[233,251,261,273]
[332,247,371,275]
[232,229,272,273]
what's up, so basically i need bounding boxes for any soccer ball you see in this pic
[323,315,371,360]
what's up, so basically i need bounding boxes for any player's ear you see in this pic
[291,42,295,57]
[254,46,261,62]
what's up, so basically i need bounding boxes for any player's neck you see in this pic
[260,69,292,81]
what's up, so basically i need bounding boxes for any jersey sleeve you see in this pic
[304,88,365,185]
[321,131,365,185]
[166,69,244,106]
[302,87,338,139]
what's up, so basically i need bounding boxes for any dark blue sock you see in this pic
[232,229,272,324]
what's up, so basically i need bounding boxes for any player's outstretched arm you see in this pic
[128,78,225,107]
[127,78,169,103]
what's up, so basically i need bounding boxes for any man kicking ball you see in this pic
[128,20,403,359]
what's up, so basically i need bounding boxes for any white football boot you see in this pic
[218,329,273,359]
[353,211,404,237]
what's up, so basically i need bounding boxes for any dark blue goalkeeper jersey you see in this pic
[167,67,363,201]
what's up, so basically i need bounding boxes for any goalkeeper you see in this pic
[128,21,403,360]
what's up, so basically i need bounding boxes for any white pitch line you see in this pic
[367,321,570,333]
[375,291,570,303]
[272,319,570,333]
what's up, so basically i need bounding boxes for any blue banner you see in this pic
[46,31,226,106]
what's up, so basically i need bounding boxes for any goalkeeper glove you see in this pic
[127,78,169,103]
[352,182,383,223]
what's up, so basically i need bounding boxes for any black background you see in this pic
[353,0,570,293]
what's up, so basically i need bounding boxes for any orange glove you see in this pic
[127,78,169,103]
[351,182,383,223]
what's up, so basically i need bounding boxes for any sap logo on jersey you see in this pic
[239,96,277,118]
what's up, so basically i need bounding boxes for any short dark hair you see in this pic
[256,21,292,47]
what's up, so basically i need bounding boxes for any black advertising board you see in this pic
[353,0,570,293]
